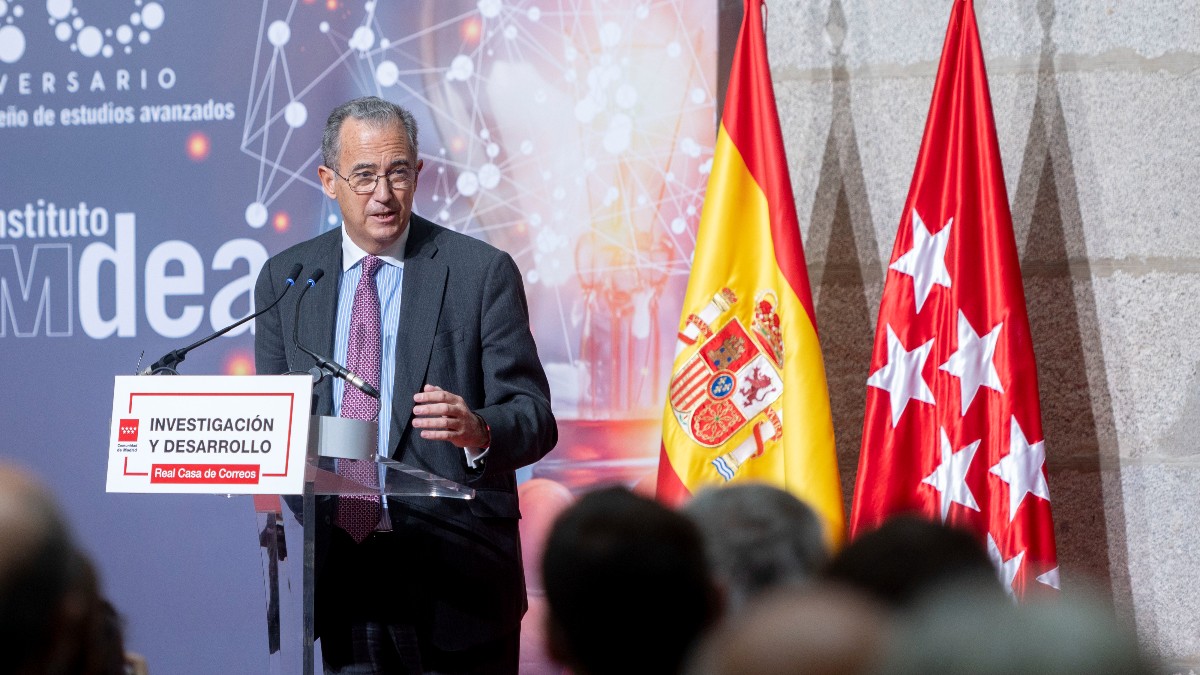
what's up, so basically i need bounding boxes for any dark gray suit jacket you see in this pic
[254,214,556,652]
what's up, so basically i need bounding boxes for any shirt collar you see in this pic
[341,224,409,272]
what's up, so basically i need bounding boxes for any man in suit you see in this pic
[254,96,557,674]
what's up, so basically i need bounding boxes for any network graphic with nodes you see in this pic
[240,0,717,421]
[0,0,166,64]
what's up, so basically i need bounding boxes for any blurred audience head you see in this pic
[875,585,1158,675]
[686,584,890,675]
[0,464,128,675]
[683,482,827,611]
[823,514,1002,609]
[541,485,721,675]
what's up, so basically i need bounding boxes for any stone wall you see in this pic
[730,0,1200,667]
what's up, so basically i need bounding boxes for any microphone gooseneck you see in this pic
[292,268,381,400]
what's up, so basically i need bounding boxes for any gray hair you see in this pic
[683,482,828,611]
[321,96,419,170]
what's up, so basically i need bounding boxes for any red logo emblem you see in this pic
[118,419,139,442]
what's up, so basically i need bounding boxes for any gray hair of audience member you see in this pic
[686,584,890,675]
[874,584,1158,675]
[683,482,828,610]
[320,95,420,170]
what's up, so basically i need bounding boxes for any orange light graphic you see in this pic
[461,18,481,44]
[186,132,211,161]
[273,212,291,232]
[223,351,255,376]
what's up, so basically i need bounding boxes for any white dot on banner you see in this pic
[0,26,24,64]
[671,217,686,234]
[504,25,516,39]
[456,172,479,197]
[486,143,499,158]
[76,26,102,57]
[267,20,290,47]
[667,42,681,58]
[326,214,338,226]
[439,210,450,221]
[104,28,112,37]
[46,0,70,19]
[1,2,11,19]
[636,4,649,19]
[140,3,164,30]
[375,60,399,87]
[446,54,473,81]
[284,101,307,128]
[478,164,500,190]
[527,7,540,21]
[102,44,112,57]
[130,13,139,26]
[138,30,149,44]
[319,21,329,33]
[72,17,83,29]
[10,4,19,18]
[116,25,131,43]
[690,88,706,104]
[245,203,268,229]
[520,140,533,155]
[55,23,72,41]
[380,38,389,48]
[349,25,374,52]
[479,128,490,140]
[478,0,500,19]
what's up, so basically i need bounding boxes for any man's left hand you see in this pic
[412,384,490,449]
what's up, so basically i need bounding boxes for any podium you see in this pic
[253,415,474,674]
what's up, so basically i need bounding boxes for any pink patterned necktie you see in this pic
[335,254,384,544]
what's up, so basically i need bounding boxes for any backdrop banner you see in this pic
[0,2,715,672]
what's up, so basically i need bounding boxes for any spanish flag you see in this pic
[656,0,844,547]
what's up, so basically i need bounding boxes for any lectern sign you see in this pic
[107,375,312,494]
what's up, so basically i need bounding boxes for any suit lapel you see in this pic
[391,217,447,451]
[297,229,342,415]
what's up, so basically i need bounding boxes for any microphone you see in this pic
[142,263,303,375]
[292,268,380,400]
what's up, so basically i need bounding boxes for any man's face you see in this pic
[318,117,422,254]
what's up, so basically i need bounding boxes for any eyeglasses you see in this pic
[331,166,416,194]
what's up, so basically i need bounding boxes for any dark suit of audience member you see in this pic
[254,96,556,674]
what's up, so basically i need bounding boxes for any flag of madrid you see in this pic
[849,0,1059,599]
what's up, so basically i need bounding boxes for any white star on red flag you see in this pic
[987,533,1025,599]
[922,427,981,522]
[1036,567,1061,590]
[888,210,952,313]
[866,325,935,426]
[990,416,1051,522]
[939,309,1005,414]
